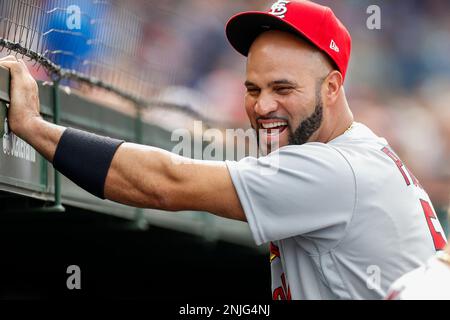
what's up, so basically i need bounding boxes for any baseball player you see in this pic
[0,1,446,300]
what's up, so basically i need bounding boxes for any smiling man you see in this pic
[0,0,445,300]
[243,30,349,153]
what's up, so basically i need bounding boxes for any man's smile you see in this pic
[257,118,290,146]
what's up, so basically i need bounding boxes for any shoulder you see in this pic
[267,142,352,166]
[228,142,355,186]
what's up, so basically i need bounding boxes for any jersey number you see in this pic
[420,199,446,250]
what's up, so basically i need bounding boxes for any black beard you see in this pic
[255,79,324,152]
[288,89,323,145]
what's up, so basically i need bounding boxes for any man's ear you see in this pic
[324,70,343,104]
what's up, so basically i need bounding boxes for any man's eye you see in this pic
[247,88,260,95]
[275,87,292,95]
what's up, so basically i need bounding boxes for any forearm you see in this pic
[18,116,209,212]
[22,117,66,162]
[18,116,174,208]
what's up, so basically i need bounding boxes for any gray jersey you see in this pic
[226,122,446,300]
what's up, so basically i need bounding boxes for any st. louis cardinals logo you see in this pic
[268,0,290,18]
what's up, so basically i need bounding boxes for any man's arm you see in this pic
[103,142,245,220]
[0,56,245,221]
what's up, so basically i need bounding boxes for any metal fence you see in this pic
[0,0,218,124]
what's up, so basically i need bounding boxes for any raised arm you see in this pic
[103,143,245,220]
[0,56,245,221]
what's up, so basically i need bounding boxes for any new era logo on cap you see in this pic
[330,40,339,53]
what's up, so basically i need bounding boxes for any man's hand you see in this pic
[0,55,42,141]
[0,55,64,162]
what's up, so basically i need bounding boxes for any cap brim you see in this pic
[226,11,311,57]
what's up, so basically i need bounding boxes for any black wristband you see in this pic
[52,128,125,199]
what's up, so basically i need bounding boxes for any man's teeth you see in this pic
[261,122,288,129]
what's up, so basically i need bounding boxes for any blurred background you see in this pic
[0,0,449,299]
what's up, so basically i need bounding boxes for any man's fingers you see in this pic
[0,60,15,71]
[0,60,25,74]
[0,55,19,62]
[0,57,32,77]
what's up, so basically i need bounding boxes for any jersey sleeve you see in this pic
[226,143,356,246]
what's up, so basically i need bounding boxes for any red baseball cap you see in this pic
[226,0,352,80]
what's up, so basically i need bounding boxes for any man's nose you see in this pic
[254,93,278,116]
